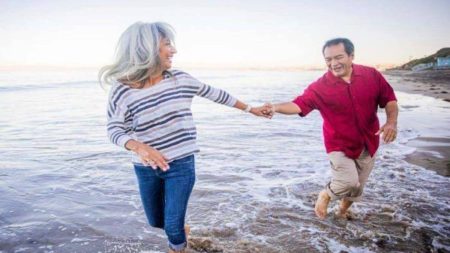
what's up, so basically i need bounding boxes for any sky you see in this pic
[0,0,449,69]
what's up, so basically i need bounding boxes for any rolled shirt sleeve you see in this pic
[374,70,397,108]
[292,86,318,117]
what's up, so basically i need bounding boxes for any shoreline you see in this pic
[403,137,450,177]
[384,69,450,102]
[384,70,450,177]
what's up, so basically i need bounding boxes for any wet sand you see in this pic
[384,69,450,102]
[403,137,450,177]
[384,70,450,177]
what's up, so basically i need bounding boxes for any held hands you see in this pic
[375,121,397,143]
[250,103,275,119]
[133,142,170,171]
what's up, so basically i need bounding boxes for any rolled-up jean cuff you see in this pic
[169,241,186,251]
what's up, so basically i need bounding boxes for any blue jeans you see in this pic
[134,155,196,251]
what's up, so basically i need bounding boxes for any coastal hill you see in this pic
[392,48,450,70]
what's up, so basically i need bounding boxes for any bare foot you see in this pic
[335,209,349,219]
[185,224,190,241]
[335,199,353,219]
[315,190,330,219]
[335,209,355,220]
[168,249,185,253]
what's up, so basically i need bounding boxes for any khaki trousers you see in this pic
[325,149,375,202]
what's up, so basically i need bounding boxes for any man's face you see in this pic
[323,43,354,78]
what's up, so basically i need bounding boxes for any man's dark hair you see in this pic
[322,38,354,56]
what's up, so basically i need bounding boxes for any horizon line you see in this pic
[0,63,401,71]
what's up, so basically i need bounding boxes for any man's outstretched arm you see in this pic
[269,102,302,115]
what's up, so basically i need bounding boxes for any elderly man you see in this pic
[265,38,398,219]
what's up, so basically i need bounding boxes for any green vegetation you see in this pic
[393,48,450,70]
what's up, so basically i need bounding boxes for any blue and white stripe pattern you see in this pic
[107,70,237,163]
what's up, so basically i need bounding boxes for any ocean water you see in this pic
[0,68,449,253]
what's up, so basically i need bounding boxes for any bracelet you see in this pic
[244,104,252,113]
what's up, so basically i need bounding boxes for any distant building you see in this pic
[436,56,450,69]
[412,62,434,71]
[411,56,450,71]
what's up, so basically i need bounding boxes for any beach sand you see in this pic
[384,69,450,102]
[384,70,450,177]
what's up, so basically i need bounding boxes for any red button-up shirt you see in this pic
[292,64,397,159]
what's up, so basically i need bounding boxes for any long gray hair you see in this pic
[99,21,175,88]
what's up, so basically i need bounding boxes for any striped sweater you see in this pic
[107,70,237,164]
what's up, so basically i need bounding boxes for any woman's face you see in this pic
[159,38,177,70]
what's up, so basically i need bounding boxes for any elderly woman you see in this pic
[99,21,267,253]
